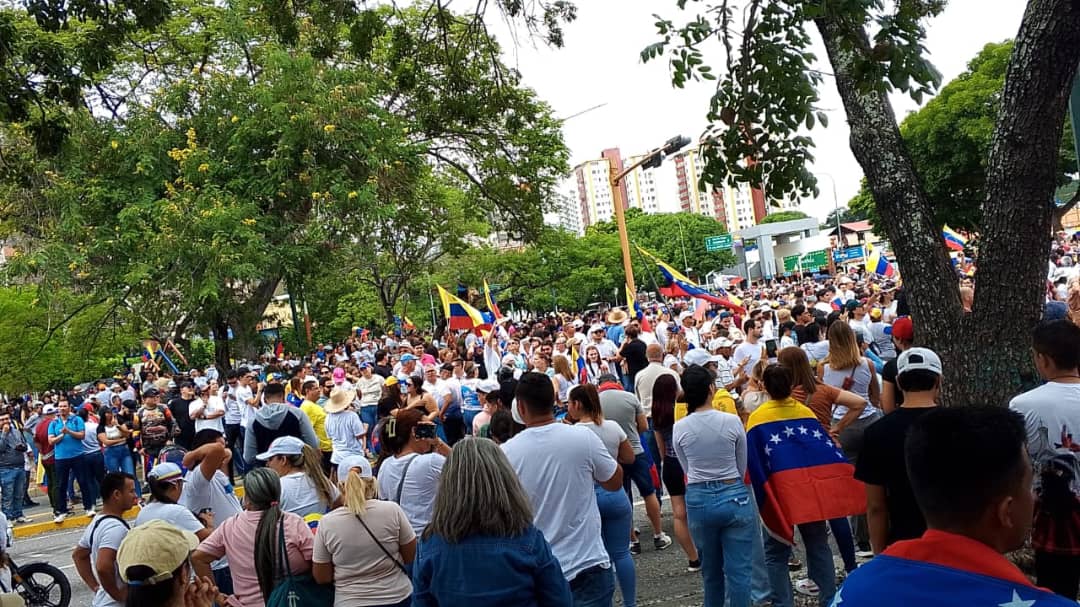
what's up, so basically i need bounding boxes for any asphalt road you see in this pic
[11,502,833,607]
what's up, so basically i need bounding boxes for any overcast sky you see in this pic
[488,0,1028,221]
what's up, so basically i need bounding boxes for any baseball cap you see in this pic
[43,404,57,415]
[897,347,942,376]
[869,307,883,320]
[684,348,712,367]
[255,436,307,461]
[116,520,200,584]
[147,462,184,483]
[332,368,346,384]
[477,378,500,393]
[143,387,161,397]
[589,324,605,334]
[888,316,914,341]
[337,454,373,479]
[383,376,399,387]
[719,311,731,319]
[572,319,584,328]
[400,353,417,363]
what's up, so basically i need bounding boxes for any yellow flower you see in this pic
[311,192,321,200]
[110,140,119,150]
[242,218,256,226]
[323,124,336,134]
[231,116,239,123]
[347,191,358,200]
[198,163,210,173]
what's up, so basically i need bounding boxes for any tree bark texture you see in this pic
[817,0,1080,406]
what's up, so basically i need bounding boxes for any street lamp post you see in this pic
[610,135,692,299]
[817,172,842,275]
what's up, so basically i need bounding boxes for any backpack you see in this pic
[139,408,173,449]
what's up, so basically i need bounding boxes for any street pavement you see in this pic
[11,498,836,607]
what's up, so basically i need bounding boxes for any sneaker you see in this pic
[53,513,66,524]
[85,508,95,517]
[653,532,673,551]
[794,578,819,596]
[15,517,30,524]
[855,550,874,559]
[687,559,702,572]
[629,541,642,556]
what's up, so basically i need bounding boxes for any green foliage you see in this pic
[643,1,944,203]
[848,41,1077,232]
[759,210,809,224]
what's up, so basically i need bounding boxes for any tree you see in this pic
[646,0,1080,406]
[846,41,1078,232]
[759,210,809,225]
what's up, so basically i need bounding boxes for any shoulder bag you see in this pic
[266,515,334,607]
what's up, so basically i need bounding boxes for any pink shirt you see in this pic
[198,510,313,607]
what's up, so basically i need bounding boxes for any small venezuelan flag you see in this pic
[483,280,502,320]
[865,245,896,277]
[746,398,866,544]
[437,285,488,332]
[942,225,967,252]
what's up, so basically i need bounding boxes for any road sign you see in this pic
[782,249,830,274]
[704,234,734,252]
[833,245,865,262]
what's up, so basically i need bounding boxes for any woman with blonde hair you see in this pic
[413,438,571,607]
[551,355,578,409]
[313,455,415,607]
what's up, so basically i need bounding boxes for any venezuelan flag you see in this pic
[636,246,746,315]
[942,225,967,252]
[626,283,652,332]
[746,398,866,544]
[437,285,488,332]
[865,245,896,277]
[483,280,502,320]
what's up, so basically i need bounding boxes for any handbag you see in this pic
[266,515,334,607]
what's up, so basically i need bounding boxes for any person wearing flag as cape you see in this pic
[834,406,1076,607]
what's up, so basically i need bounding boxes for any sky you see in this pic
[487,0,1028,222]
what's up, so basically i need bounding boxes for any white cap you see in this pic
[43,404,57,415]
[477,378,500,393]
[678,310,693,321]
[572,319,584,328]
[897,347,943,376]
[255,436,306,461]
[684,348,712,367]
[337,454,373,479]
[589,324,605,334]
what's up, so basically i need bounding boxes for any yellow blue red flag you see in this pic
[483,280,502,320]
[437,285,488,332]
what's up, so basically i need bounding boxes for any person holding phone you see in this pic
[375,408,451,535]
[0,411,29,523]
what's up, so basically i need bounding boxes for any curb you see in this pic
[13,486,246,539]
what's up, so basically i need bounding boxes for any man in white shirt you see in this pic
[72,472,139,607]
[679,312,702,347]
[189,383,225,434]
[503,372,622,604]
[732,319,764,376]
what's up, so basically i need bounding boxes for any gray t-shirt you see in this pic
[77,515,129,607]
[599,389,645,455]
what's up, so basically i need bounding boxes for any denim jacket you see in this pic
[412,524,572,607]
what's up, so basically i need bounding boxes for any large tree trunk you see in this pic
[968,0,1080,404]
[212,315,232,372]
[815,16,965,401]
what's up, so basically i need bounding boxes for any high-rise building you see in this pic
[572,147,663,229]
[549,188,584,236]
[673,150,729,225]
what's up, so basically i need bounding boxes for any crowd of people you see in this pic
[0,267,1072,607]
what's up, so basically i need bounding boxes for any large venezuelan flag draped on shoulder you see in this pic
[636,246,746,315]
[835,530,1076,607]
[746,398,865,544]
[436,285,488,332]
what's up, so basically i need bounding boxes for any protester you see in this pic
[50,400,90,521]
[72,472,139,607]
[1008,319,1080,598]
[180,429,240,595]
[135,463,213,541]
[312,454,415,607]
[97,408,141,501]
[504,372,622,606]
[189,382,225,434]
[116,520,214,607]
[413,437,572,606]
[376,408,450,535]
[193,468,315,607]
[258,436,341,524]
[879,316,914,413]
[33,404,60,517]
[650,373,700,572]
[0,410,29,523]
[242,383,319,467]
[78,406,104,515]
[834,407,1076,607]
[323,388,366,480]
[134,388,176,477]
[569,384,638,607]
[298,380,333,474]
[354,364,384,446]
[167,382,197,450]
[673,365,753,607]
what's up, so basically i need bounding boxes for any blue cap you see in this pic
[400,353,417,363]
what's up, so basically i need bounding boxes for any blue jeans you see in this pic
[54,455,90,514]
[829,517,857,572]
[103,445,142,499]
[763,521,836,607]
[642,419,663,501]
[568,565,615,607]
[462,409,481,436]
[360,406,378,448]
[595,485,636,607]
[80,451,104,507]
[0,467,26,519]
[685,481,755,607]
[748,492,771,604]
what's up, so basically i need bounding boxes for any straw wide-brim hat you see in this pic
[325,388,356,413]
[606,309,629,324]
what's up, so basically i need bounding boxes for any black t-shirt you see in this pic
[167,397,195,449]
[621,338,649,382]
[854,407,934,545]
[373,364,393,379]
[880,359,906,407]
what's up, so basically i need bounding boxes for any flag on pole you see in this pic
[746,398,866,544]
[636,246,746,315]
[942,225,967,251]
[625,283,653,332]
[436,285,488,332]
[483,280,502,320]
[403,317,416,331]
[865,244,897,277]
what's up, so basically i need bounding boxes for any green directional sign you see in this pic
[704,234,733,252]
[782,249,830,274]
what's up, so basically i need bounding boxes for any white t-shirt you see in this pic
[576,420,626,460]
[233,385,254,428]
[673,409,747,485]
[179,467,242,571]
[502,422,618,581]
[135,501,203,534]
[376,452,445,535]
[324,410,366,464]
[733,341,763,373]
[221,386,242,425]
[279,471,341,519]
[190,396,225,433]
[77,514,129,607]
[1009,381,1080,475]
[354,376,383,407]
